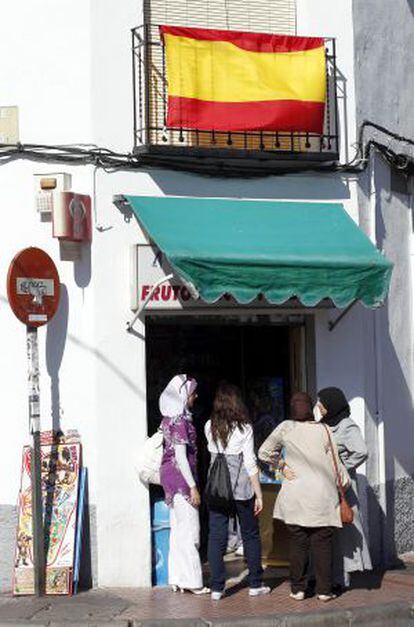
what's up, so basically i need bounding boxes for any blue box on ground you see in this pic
[151,498,170,586]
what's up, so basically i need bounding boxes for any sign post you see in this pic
[26,325,44,597]
[7,248,60,597]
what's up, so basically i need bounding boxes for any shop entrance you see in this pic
[145,312,315,581]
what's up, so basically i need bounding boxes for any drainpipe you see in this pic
[410,185,414,400]
[373,310,387,515]
[373,306,389,566]
[369,158,388,561]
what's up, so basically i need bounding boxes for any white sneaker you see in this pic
[211,591,223,600]
[172,585,210,594]
[249,585,271,597]
[188,586,210,595]
[317,593,337,602]
[235,545,244,557]
[289,591,305,601]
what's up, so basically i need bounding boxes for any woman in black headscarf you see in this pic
[316,387,372,590]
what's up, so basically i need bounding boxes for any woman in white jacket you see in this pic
[205,383,270,601]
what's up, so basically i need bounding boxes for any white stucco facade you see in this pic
[0,0,411,591]
[353,0,414,563]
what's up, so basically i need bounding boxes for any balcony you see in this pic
[132,24,340,175]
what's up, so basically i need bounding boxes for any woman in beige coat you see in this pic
[259,393,348,602]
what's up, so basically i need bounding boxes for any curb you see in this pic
[0,623,131,627]
[132,601,414,626]
[0,601,413,626]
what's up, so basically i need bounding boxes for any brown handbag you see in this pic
[323,424,354,525]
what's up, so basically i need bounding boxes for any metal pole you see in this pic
[131,28,138,151]
[328,300,358,332]
[143,0,152,147]
[331,38,340,155]
[126,273,173,333]
[27,325,45,596]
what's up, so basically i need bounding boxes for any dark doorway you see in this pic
[145,317,294,437]
[145,313,310,581]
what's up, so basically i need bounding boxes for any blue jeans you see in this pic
[208,498,263,592]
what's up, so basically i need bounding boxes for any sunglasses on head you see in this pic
[179,375,196,395]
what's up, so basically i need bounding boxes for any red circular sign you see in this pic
[7,248,60,327]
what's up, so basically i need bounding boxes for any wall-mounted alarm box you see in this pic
[34,172,72,217]
[52,192,92,242]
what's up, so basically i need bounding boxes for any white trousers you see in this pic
[168,494,203,589]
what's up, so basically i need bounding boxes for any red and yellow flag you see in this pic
[160,26,326,134]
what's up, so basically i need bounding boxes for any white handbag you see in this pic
[136,429,163,485]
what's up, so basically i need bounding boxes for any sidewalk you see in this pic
[1,560,414,626]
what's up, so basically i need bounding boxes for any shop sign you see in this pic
[132,244,203,310]
[132,244,278,311]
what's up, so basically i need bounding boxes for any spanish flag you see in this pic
[160,26,326,134]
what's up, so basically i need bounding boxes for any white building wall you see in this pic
[353,0,414,561]
[0,0,97,590]
[1,0,93,144]
[0,0,369,590]
[296,0,357,164]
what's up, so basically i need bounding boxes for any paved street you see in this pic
[1,559,414,625]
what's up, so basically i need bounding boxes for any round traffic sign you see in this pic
[7,247,60,327]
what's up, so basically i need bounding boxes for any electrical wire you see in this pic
[0,142,143,172]
[358,121,414,154]
[347,120,414,176]
[0,120,413,178]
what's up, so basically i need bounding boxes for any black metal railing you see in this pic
[132,23,339,162]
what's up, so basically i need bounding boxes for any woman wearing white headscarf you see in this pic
[159,374,209,594]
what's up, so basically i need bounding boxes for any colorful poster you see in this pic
[13,431,81,595]
[248,376,286,485]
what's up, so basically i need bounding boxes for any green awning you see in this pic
[125,195,393,308]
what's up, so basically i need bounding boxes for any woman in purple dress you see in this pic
[159,374,209,594]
